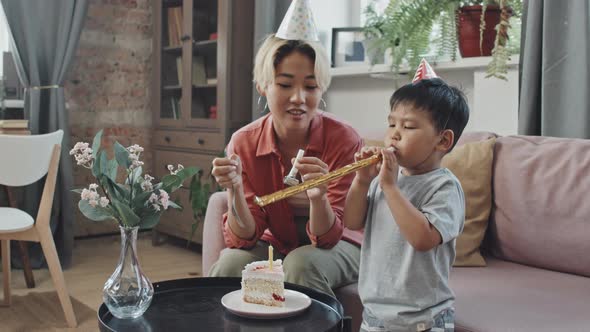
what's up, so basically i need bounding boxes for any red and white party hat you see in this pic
[276,0,319,42]
[412,58,438,83]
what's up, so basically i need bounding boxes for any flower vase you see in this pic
[103,226,154,319]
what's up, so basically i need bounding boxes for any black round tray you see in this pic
[98,277,346,332]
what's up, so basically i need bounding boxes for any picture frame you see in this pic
[331,27,366,67]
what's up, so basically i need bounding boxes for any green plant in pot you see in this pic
[363,0,522,80]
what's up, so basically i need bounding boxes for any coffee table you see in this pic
[97,277,350,332]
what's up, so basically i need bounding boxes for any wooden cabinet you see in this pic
[152,0,254,244]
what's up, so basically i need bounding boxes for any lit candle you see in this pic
[268,245,273,270]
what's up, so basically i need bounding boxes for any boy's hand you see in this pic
[293,156,329,201]
[354,146,381,186]
[379,147,399,189]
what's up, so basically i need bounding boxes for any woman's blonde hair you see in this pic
[253,34,331,92]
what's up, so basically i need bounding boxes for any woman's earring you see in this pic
[257,95,269,114]
[320,98,327,110]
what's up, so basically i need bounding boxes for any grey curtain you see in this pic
[1,0,88,268]
[518,0,590,138]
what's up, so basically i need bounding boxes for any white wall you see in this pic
[326,67,519,137]
[310,0,359,60]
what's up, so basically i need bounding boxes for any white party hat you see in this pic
[276,0,319,41]
[412,59,439,83]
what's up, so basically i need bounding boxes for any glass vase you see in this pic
[103,226,154,319]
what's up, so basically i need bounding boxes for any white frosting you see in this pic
[242,259,284,281]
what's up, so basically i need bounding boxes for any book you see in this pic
[192,56,207,85]
[167,8,179,46]
[166,7,183,47]
[0,128,30,135]
[176,57,183,84]
[170,97,180,120]
[0,119,28,129]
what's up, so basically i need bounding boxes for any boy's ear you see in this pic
[436,129,455,152]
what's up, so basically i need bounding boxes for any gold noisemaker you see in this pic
[254,153,382,207]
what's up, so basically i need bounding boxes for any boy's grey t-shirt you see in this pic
[358,168,465,331]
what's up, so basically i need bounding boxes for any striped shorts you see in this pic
[360,308,455,332]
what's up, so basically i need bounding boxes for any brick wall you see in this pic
[66,0,153,236]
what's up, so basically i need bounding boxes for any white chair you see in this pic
[0,130,77,327]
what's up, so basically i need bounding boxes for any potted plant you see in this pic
[69,129,213,319]
[363,0,522,80]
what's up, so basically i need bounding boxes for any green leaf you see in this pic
[71,189,83,194]
[103,176,129,203]
[106,158,119,181]
[131,165,143,184]
[92,148,102,177]
[139,212,162,230]
[160,174,183,193]
[132,190,152,209]
[114,141,131,169]
[111,200,140,227]
[175,166,199,181]
[78,199,114,222]
[189,175,209,218]
[167,200,182,210]
[97,150,109,178]
[91,129,103,160]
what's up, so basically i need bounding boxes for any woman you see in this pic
[209,34,363,297]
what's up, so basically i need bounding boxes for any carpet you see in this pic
[0,291,97,331]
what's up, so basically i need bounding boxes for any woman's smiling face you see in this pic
[262,51,322,134]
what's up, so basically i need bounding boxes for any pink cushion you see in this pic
[489,135,590,277]
[335,283,363,332]
[451,258,590,332]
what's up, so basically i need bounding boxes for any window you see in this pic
[0,5,11,77]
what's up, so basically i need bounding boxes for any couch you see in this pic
[202,132,590,332]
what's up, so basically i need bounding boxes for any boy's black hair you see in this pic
[389,78,470,150]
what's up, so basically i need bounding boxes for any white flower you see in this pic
[127,144,144,154]
[81,188,92,200]
[80,184,101,207]
[147,190,170,211]
[148,193,159,204]
[168,164,184,175]
[126,144,145,170]
[159,190,170,210]
[69,142,94,168]
[141,174,154,191]
[99,197,109,208]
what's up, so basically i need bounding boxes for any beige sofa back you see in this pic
[488,135,590,277]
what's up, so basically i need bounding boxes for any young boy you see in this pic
[344,64,470,332]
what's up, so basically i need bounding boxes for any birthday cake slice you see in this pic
[241,259,285,307]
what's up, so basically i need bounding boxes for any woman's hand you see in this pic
[212,154,243,191]
[294,156,329,201]
[354,146,381,186]
[378,147,399,190]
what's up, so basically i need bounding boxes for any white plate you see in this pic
[221,289,312,319]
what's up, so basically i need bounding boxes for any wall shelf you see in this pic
[330,55,520,78]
